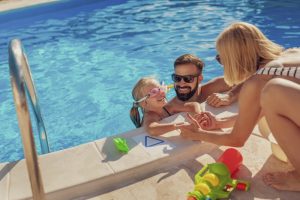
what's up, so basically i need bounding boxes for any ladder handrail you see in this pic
[9,39,50,154]
[9,39,47,200]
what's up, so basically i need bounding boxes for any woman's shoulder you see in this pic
[264,60,284,68]
[280,48,300,60]
[236,77,265,107]
[282,47,300,55]
[242,75,266,93]
[264,48,300,68]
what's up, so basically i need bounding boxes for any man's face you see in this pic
[173,63,203,101]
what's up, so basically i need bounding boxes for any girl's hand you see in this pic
[179,113,204,140]
[193,112,218,130]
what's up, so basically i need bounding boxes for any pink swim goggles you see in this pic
[134,87,164,104]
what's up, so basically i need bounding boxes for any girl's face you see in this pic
[141,83,167,110]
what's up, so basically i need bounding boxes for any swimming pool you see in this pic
[1,0,300,162]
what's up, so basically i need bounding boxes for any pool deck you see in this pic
[0,102,299,200]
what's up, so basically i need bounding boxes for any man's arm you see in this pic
[201,76,231,97]
[203,77,244,107]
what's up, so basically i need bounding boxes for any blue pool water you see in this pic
[1,0,300,162]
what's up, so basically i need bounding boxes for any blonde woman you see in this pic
[130,77,201,136]
[179,22,300,191]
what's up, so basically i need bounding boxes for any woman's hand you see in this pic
[193,112,218,130]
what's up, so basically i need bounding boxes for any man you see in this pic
[167,54,237,108]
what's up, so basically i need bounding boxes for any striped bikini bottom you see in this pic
[256,66,300,79]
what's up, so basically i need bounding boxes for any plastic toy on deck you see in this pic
[113,137,129,153]
[187,148,250,200]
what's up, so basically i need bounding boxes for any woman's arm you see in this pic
[180,77,264,147]
[216,114,238,128]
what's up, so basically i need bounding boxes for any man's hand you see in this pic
[206,92,234,107]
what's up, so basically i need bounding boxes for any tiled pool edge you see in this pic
[0,113,219,200]
[46,140,217,200]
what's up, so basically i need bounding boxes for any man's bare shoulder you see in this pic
[164,97,183,114]
[167,96,184,106]
[200,76,231,99]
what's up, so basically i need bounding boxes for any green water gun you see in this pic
[187,163,250,200]
[113,137,129,153]
[187,148,250,200]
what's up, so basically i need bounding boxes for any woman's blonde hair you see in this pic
[130,77,159,128]
[216,22,283,86]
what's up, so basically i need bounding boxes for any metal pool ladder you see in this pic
[9,39,50,199]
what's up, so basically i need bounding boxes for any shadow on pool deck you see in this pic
[89,145,299,200]
[0,161,18,182]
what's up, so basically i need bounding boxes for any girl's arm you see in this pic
[180,77,263,147]
[143,102,201,136]
[143,113,180,136]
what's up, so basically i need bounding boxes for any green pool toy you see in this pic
[113,137,129,153]
[188,163,250,200]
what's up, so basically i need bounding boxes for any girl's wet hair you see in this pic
[130,77,159,128]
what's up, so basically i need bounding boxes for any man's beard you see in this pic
[175,83,198,101]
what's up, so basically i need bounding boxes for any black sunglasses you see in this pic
[216,54,222,64]
[171,74,199,83]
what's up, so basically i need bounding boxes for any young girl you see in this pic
[130,77,201,136]
[179,22,300,192]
